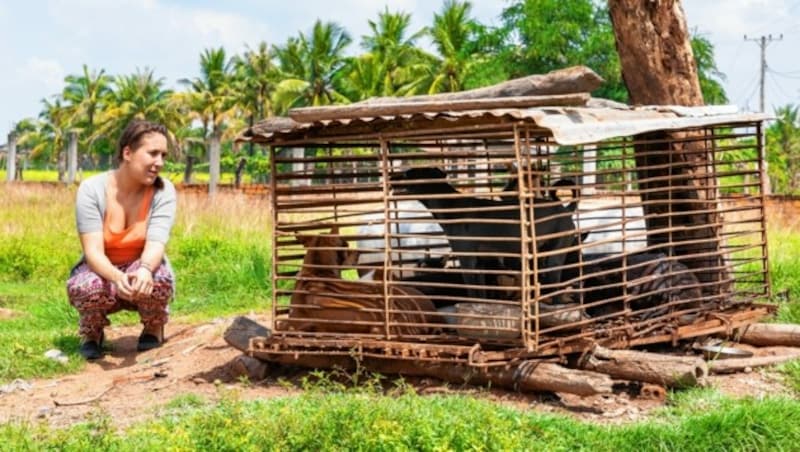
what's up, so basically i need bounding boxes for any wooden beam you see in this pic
[288,93,590,123]
[738,323,800,347]
[356,66,603,105]
[579,345,708,388]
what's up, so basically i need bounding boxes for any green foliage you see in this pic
[692,33,728,104]
[781,360,800,393]
[3,391,800,450]
[497,0,626,101]
[273,20,353,113]
[13,2,734,186]
[766,105,800,195]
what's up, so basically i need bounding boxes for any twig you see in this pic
[152,379,178,392]
[53,384,115,406]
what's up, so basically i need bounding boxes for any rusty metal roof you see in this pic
[239,101,768,146]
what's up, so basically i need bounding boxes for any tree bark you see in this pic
[738,323,800,347]
[708,347,800,374]
[579,345,707,388]
[608,0,728,295]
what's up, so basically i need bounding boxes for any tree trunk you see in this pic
[208,131,221,196]
[737,323,800,347]
[579,345,707,388]
[708,347,800,374]
[6,132,16,182]
[67,131,78,184]
[235,157,247,188]
[608,0,728,295]
[183,155,195,184]
[57,151,65,183]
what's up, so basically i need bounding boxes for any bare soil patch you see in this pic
[0,316,796,429]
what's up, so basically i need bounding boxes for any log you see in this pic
[579,345,707,388]
[708,347,800,374]
[224,316,272,353]
[288,93,590,123]
[226,316,612,396]
[356,66,604,105]
[256,353,613,396]
[737,323,800,347]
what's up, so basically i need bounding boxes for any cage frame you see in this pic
[239,104,774,367]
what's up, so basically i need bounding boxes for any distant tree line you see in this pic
[12,0,763,188]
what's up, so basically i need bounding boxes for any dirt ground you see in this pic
[0,316,796,429]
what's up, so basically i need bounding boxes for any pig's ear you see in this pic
[341,248,359,267]
[296,234,313,247]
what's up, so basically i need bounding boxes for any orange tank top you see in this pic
[103,185,154,265]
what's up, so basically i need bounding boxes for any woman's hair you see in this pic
[116,120,169,164]
[116,120,170,189]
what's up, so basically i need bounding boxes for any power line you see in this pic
[768,68,800,78]
[767,71,793,102]
[744,34,783,112]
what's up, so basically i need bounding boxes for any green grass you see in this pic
[3,168,254,185]
[2,182,800,448]
[768,229,800,322]
[2,388,800,451]
[0,184,271,381]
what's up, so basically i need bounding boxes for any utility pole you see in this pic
[744,34,783,112]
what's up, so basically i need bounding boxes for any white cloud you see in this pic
[16,57,66,93]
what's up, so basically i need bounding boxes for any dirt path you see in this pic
[0,317,796,428]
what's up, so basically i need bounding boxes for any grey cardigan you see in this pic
[72,172,177,271]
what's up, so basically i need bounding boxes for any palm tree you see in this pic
[273,20,353,113]
[62,64,112,158]
[425,0,483,94]
[341,53,388,101]
[359,8,433,97]
[88,68,189,167]
[21,97,72,180]
[767,105,800,194]
[232,42,278,156]
[179,47,238,193]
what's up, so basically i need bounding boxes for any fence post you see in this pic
[67,131,78,184]
[6,131,16,182]
[209,132,220,195]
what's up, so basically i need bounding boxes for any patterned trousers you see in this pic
[66,261,174,340]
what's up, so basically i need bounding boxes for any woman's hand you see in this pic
[130,266,154,299]
[114,272,135,301]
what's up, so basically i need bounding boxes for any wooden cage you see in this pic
[238,102,773,367]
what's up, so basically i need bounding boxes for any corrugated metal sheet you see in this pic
[240,103,768,146]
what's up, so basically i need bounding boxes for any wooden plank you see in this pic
[289,93,590,123]
[355,66,603,104]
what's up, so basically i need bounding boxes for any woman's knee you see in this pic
[66,268,112,302]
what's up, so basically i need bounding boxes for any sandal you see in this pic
[79,331,105,360]
[137,325,165,351]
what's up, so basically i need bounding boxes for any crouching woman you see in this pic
[67,120,177,360]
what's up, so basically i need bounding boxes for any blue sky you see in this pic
[1,0,799,142]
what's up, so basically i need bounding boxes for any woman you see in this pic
[67,120,177,360]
